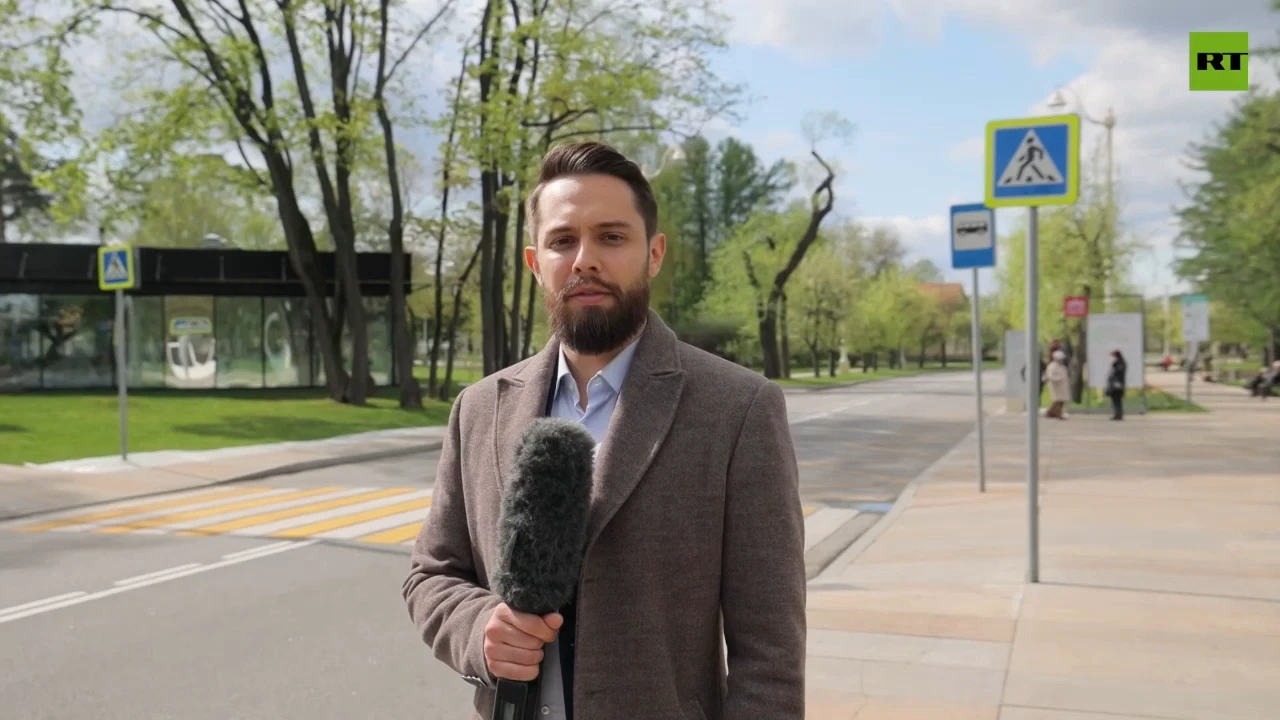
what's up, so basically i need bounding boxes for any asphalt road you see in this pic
[0,370,1002,719]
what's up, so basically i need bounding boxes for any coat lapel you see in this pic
[585,310,686,554]
[493,339,560,493]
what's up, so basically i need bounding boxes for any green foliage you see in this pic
[1175,88,1280,340]
[853,264,930,354]
[125,157,284,250]
[994,137,1141,343]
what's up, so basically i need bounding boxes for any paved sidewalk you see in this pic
[804,372,1280,719]
[0,427,447,521]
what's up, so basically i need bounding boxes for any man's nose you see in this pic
[572,241,601,274]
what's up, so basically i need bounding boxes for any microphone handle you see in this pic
[491,677,541,720]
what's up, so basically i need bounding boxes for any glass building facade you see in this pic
[0,244,404,392]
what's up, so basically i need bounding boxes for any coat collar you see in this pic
[492,309,687,555]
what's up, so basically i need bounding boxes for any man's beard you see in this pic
[546,275,650,355]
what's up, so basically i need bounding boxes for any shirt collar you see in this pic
[555,324,644,395]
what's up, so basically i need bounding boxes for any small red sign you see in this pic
[1063,296,1089,318]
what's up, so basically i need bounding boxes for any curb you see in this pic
[804,512,879,580]
[0,441,443,523]
[809,405,1006,584]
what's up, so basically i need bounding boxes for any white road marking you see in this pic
[0,591,87,619]
[113,563,202,587]
[160,487,374,531]
[222,540,296,561]
[223,489,430,537]
[0,540,317,626]
[43,488,300,533]
[315,506,431,540]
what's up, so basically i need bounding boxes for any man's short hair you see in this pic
[526,141,659,241]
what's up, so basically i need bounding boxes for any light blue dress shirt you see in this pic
[535,335,640,720]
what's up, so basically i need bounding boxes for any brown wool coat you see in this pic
[402,310,807,719]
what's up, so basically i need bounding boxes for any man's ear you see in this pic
[647,232,667,279]
[523,245,542,285]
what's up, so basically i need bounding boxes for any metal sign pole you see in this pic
[985,113,1077,586]
[971,267,986,493]
[115,288,129,460]
[949,202,996,493]
[1186,346,1195,406]
[1026,206,1040,584]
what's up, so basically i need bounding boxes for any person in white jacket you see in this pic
[1044,350,1070,419]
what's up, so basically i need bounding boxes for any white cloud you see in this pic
[862,213,949,265]
[725,0,886,61]
[727,0,1277,292]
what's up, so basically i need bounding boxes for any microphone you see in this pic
[490,417,595,720]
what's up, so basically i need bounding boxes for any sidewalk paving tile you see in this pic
[806,371,1280,719]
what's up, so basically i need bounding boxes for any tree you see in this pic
[0,127,55,242]
[862,225,907,277]
[449,0,743,375]
[16,0,457,406]
[1175,88,1280,362]
[790,240,850,377]
[906,258,943,283]
[995,137,1139,399]
[856,266,929,368]
[0,1,84,243]
[649,133,793,326]
[125,156,284,250]
[744,111,849,379]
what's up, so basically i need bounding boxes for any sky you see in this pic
[39,0,1280,304]
[695,0,1278,300]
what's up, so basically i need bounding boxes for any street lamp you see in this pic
[1048,85,1117,311]
[642,144,686,180]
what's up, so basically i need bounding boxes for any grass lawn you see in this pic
[0,388,454,466]
[772,363,987,389]
[1038,386,1205,413]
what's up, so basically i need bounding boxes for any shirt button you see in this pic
[541,706,551,716]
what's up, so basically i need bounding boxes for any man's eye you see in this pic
[552,237,573,247]
[603,233,624,242]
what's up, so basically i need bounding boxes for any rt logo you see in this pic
[1190,32,1249,91]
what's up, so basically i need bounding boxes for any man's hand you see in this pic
[482,603,563,682]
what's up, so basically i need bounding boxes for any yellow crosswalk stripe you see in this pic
[15,486,274,532]
[270,497,432,539]
[358,521,425,545]
[179,487,416,536]
[96,487,344,534]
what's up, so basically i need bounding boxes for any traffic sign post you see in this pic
[1181,294,1210,404]
[98,244,138,461]
[950,203,996,494]
[1063,296,1089,319]
[985,113,1080,584]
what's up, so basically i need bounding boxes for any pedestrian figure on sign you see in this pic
[1018,139,1045,181]
[402,141,807,720]
[1044,350,1070,419]
[1107,350,1128,420]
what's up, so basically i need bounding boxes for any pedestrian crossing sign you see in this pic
[98,245,137,291]
[984,113,1080,207]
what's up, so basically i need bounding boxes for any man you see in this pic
[402,141,806,720]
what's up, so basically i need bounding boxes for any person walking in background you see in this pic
[1044,349,1070,419]
[1107,349,1128,420]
